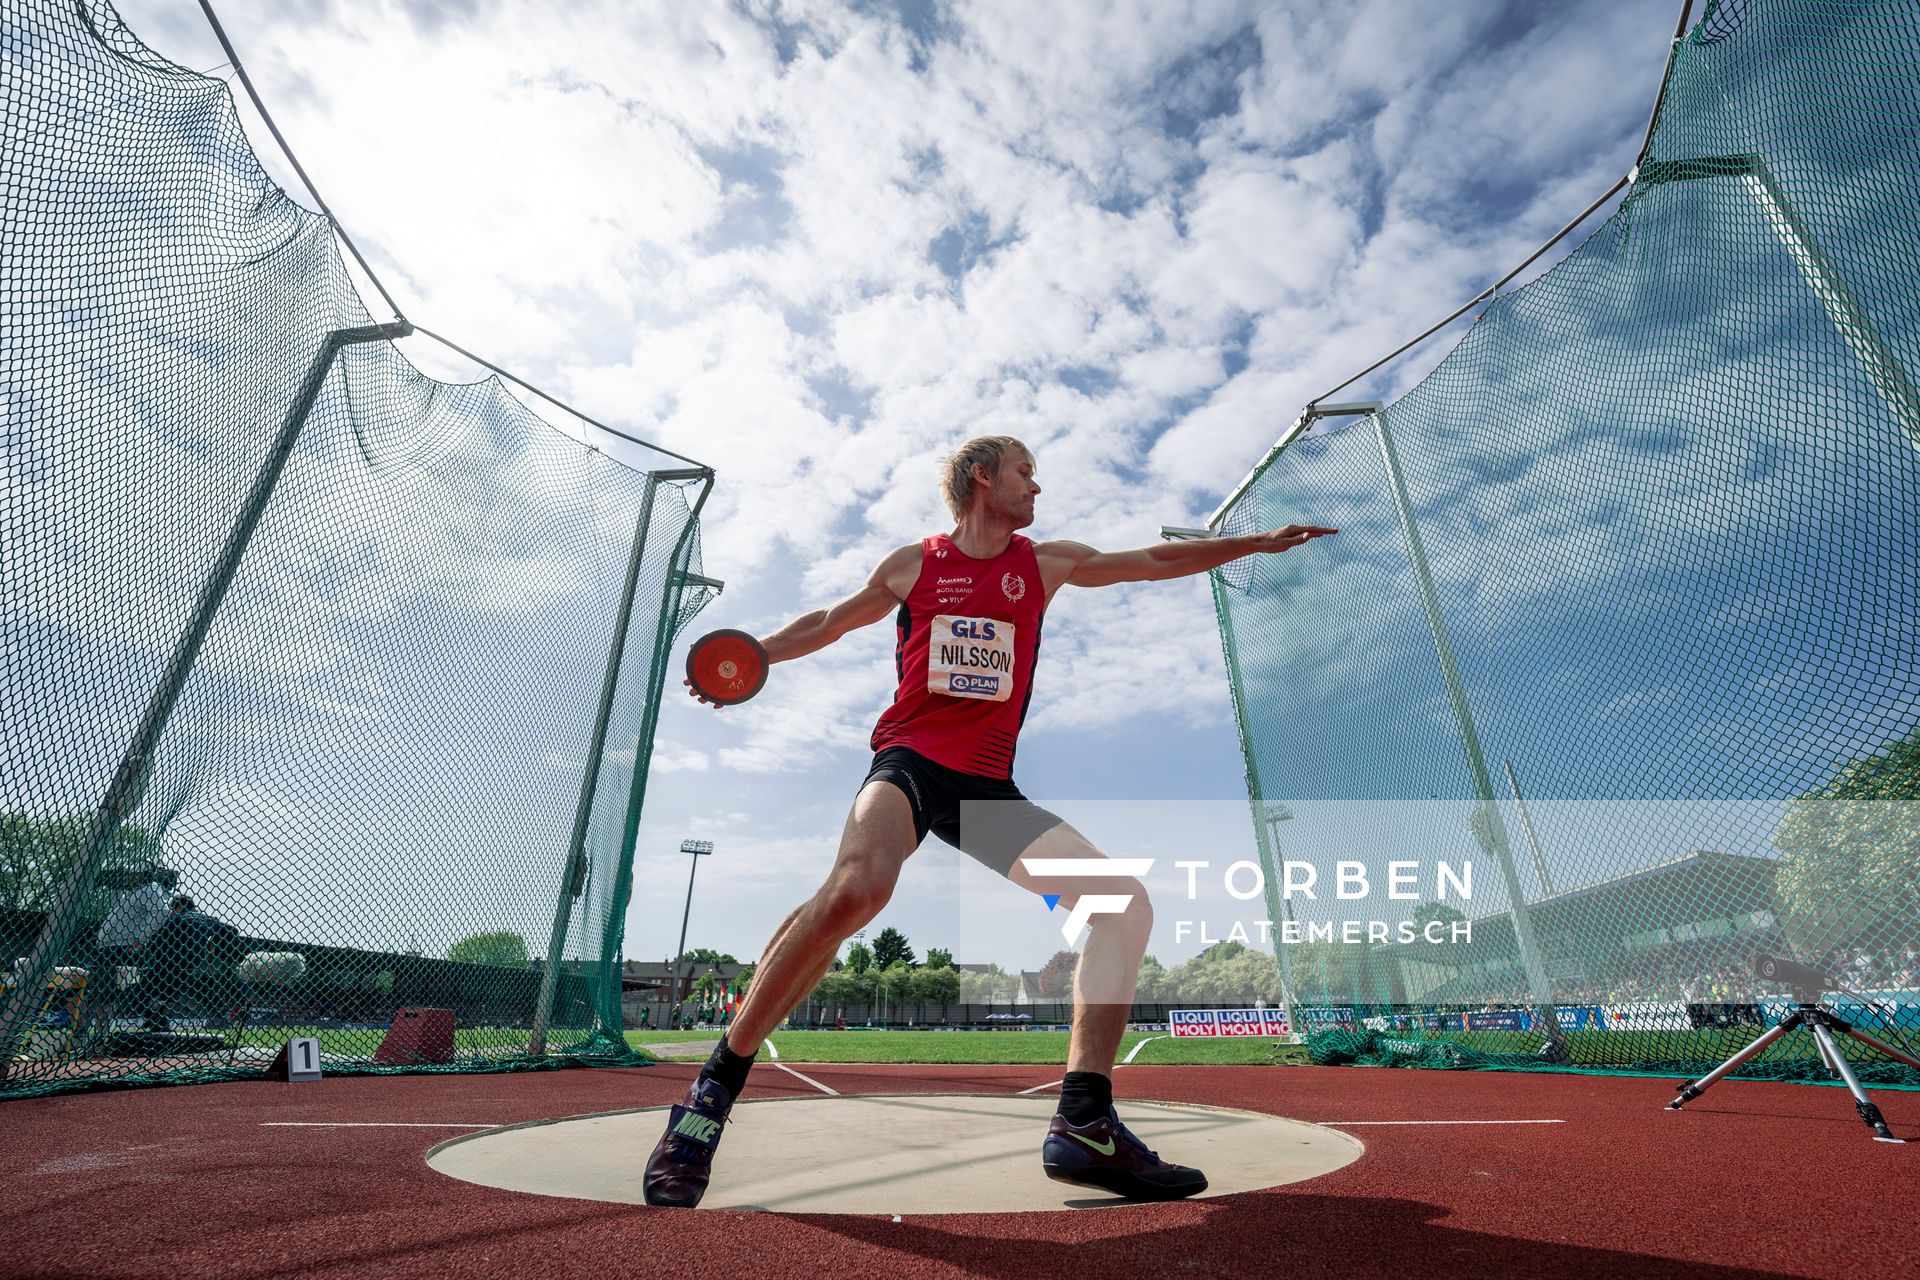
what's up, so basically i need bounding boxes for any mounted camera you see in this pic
[1752,952,1833,999]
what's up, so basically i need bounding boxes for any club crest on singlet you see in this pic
[927,614,1017,702]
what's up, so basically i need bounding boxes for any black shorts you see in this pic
[863,746,1064,877]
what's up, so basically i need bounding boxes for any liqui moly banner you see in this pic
[1169,1008,1293,1037]
[1299,1006,1360,1031]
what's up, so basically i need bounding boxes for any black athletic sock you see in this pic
[1056,1070,1113,1126]
[698,1034,757,1101]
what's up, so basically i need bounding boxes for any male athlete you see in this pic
[644,435,1334,1207]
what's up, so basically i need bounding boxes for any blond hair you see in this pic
[941,435,1032,519]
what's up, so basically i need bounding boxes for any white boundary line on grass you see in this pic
[1017,1033,1167,1093]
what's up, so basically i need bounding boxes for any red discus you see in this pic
[685,629,769,706]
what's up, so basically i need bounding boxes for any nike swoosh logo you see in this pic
[1067,1131,1116,1156]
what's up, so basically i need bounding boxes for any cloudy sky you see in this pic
[108,0,1686,972]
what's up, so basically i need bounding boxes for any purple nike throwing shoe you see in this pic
[1042,1106,1208,1200]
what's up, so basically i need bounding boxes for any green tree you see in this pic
[873,926,916,969]
[1286,940,1369,1003]
[880,959,916,1007]
[1774,730,1920,956]
[910,963,960,1017]
[447,931,531,968]
[676,947,737,965]
[0,813,166,912]
[810,969,855,1009]
[846,941,874,974]
[958,964,1014,1003]
[1036,948,1078,998]
[1154,940,1289,1005]
[925,946,954,969]
[1134,954,1167,1002]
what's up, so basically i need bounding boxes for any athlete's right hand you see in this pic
[1247,524,1338,552]
[684,677,727,708]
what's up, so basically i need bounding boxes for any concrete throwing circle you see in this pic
[427,1093,1362,1214]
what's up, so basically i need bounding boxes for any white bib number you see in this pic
[927,615,1016,702]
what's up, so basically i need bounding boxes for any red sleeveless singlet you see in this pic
[870,532,1046,779]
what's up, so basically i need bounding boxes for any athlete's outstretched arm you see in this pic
[758,543,921,664]
[1039,526,1337,590]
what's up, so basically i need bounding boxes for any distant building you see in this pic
[620,958,747,1009]
[1380,850,1787,1003]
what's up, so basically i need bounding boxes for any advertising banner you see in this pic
[1299,1006,1359,1032]
[1169,1008,1294,1037]
[1601,1001,1692,1031]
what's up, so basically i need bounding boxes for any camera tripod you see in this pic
[1666,993,1920,1143]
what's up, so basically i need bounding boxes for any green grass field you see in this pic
[127,1022,1910,1076]
[625,1028,1309,1066]
[77,1024,1304,1066]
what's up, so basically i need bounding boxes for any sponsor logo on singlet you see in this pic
[928,614,1016,702]
[934,574,975,605]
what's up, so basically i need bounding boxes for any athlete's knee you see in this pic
[813,873,893,933]
[1099,881,1153,932]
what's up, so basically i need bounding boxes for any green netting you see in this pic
[1209,0,1919,1082]
[0,1,716,1099]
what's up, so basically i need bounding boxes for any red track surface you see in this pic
[3,1063,1914,1279]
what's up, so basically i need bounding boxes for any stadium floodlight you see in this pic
[669,840,716,1013]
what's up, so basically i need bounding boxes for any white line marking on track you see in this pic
[765,1039,779,1060]
[1122,1035,1167,1064]
[1315,1119,1566,1126]
[774,1062,838,1096]
[261,1122,498,1128]
[1017,1078,1065,1095]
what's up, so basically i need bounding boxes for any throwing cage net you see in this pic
[1,1,717,1098]
[1208,0,1919,1081]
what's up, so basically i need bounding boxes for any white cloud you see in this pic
[80,0,1690,962]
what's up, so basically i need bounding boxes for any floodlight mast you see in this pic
[670,840,715,1019]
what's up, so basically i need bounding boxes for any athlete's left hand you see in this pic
[1247,524,1337,551]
